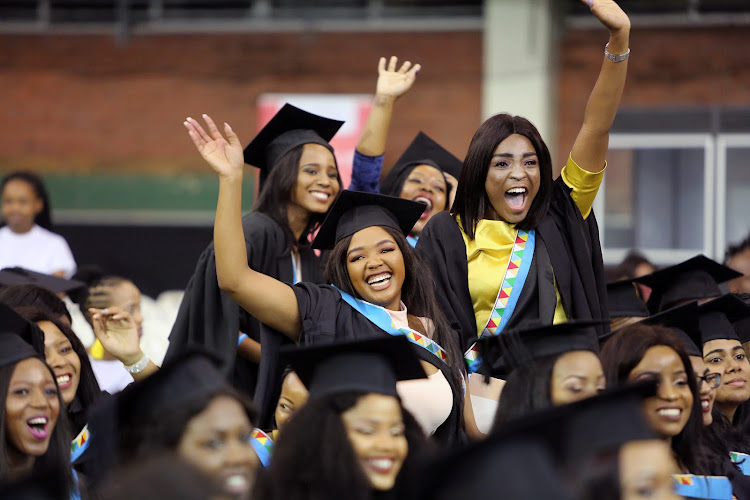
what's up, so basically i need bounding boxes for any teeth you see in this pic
[414,196,432,210]
[367,273,392,285]
[28,417,48,425]
[56,375,70,385]
[225,475,248,488]
[311,191,329,201]
[369,458,394,469]
[657,408,681,417]
[506,188,527,194]
[702,401,710,409]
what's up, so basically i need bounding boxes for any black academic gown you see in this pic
[293,283,463,448]
[166,213,323,428]
[416,176,609,351]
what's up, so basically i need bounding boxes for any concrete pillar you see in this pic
[483,0,560,158]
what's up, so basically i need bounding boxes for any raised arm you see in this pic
[570,0,631,173]
[356,56,421,157]
[184,115,302,341]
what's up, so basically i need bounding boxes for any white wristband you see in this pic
[604,42,630,63]
[124,353,149,374]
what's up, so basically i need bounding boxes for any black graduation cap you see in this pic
[0,332,40,368]
[311,190,426,250]
[697,294,750,344]
[85,349,232,487]
[0,267,85,295]
[242,103,344,172]
[0,302,45,354]
[733,294,750,342]
[477,320,602,379]
[280,336,426,398]
[415,382,656,500]
[634,255,741,314]
[641,302,702,357]
[380,131,463,196]
[607,279,650,318]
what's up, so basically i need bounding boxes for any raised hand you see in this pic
[89,306,143,366]
[375,56,421,100]
[184,114,245,178]
[582,0,630,34]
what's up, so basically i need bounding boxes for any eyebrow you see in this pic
[492,152,537,159]
[704,349,726,357]
[347,239,394,256]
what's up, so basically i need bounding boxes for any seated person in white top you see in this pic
[0,172,77,278]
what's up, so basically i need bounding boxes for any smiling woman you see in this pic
[0,333,73,495]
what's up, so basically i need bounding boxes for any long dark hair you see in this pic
[452,113,553,237]
[491,355,558,430]
[253,391,430,500]
[600,323,725,476]
[0,358,73,493]
[0,284,72,324]
[14,306,101,434]
[253,144,341,253]
[324,226,465,428]
[0,171,53,230]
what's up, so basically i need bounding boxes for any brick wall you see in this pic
[0,31,482,175]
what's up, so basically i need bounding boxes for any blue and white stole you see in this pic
[731,451,750,475]
[406,234,418,248]
[673,474,733,499]
[464,229,535,374]
[334,287,449,366]
[70,424,90,462]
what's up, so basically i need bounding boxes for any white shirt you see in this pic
[0,225,77,278]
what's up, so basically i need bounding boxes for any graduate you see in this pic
[86,349,259,499]
[0,333,78,499]
[252,336,431,500]
[416,0,630,368]
[476,321,604,427]
[351,57,462,245]
[172,104,342,426]
[634,255,741,314]
[607,278,651,332]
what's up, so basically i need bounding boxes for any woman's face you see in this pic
[1,179,42,233]
[619,440,681,500]
[398,164,447,236]
[274,371,309,430]
[289,143,340,215]
[346,226,406,311]
[177,395,259,500]
[703,338,750,414]
[341,393,408,492]
[484,134,540,224]
[549,351,605,406]
[109,281,144,337]
[39,320,81,406]
[689,355,716,426]
[628,346,693,438]
[5,358,60,460]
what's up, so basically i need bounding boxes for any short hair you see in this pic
[452,113,553,237]
[491,355,558,430]
[253,144,342,253]
[69,265,133,327]
[0,171,53,230]
[612,250,654,281]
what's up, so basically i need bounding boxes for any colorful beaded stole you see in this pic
[71,424,90,462]
[249,428,274,467]
[464,229,535,373]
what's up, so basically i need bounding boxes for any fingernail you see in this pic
[586,0,593,5]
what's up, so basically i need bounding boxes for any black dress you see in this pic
[166,212,324,427]
[292,282,463,448]
[416,176,609,351]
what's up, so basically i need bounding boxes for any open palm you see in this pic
[584,0,630,32]
[184,114,245,177]
[376,56,421,99]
